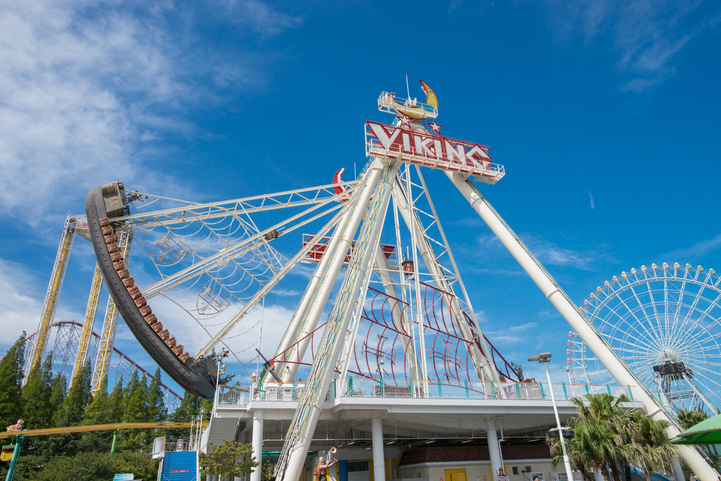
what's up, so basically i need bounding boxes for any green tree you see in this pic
[22,354,54,431]
[122,371,146,422]
[49,373,67,411]
[199,440,259,479]
[78,375,115,452]
[108,376,125,423]
[121,371,148,450]
[143,368,167,445]
[1,451,159,481]
[677,409,709,431]
[547,393,652,481]
[146,368,167,422]
[32,372,67,456]
[43,362,93,456]
[0,333,26,429]
[572,393,631,481]
[167,391,204,443]
[54,361,92,427]
[29,452,115,481]
[20,353,54,454]
[112,450,161,481]
[0,454,46,480]
[618,410,678,481]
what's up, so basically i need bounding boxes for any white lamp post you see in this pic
[529,352,574,481]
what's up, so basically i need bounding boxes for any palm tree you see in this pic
[547,393,680,481]
[572,394,631,481]
[617,411,678,481]
[548,419,595,481]
[677,409,708,431]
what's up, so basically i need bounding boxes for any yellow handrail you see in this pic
[0,422,207,439]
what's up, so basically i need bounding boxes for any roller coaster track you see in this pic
[0,422,206,439]
[20,321,183,403]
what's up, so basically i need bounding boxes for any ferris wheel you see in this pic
[568,262,721,415]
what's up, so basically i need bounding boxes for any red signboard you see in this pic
[302,234,395,264]
[364,121,504,184]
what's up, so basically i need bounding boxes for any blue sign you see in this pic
[113,474,134,481]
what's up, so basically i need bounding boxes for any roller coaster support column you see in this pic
[25,215,77,382]
[447,172,718,481]
[70,262,104,387]
[4,435,24,481]
[275,157,400,481]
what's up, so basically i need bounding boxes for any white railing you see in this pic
[216,378,639,406]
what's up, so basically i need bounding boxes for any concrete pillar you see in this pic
[371,418,386,481]
[486,419,502,480]
[251,410,264,481]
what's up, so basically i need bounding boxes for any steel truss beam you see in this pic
[70,263,103,387]
[391,169,500,386]
[275,157,400,481]
[91,231,132,394]
[25,215,77,382]
[197,205,352,357]
[140,198,343,300]
[119,182,361,229]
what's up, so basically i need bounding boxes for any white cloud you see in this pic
[588,190,595,209]
[218,0,302,38]
[524,235,617,271]
[473,231,616,272]
[270,288,301,297]
[0,258,43,352]
[0,0,300,226]
[659,232,721,261]
[510,322,538,332]
[544,0,720,91]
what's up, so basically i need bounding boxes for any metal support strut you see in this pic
[25,215,77,382]
[447,171,718,481]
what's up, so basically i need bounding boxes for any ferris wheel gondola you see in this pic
[568,262,721,415]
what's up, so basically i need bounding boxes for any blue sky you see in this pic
[1,0,721,391]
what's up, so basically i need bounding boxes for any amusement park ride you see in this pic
[25,80,720,481]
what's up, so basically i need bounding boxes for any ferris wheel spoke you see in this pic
[686,290,721,333]
[576,264,721,414]
[593,303,658,349]
[611,288,658,340]
[671,314,721,355]
[684,372,721,401]
[677,273,708,336]
[600,322,661,353]
[642,274,666,346]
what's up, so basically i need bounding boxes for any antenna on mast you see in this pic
[406,75,410,99]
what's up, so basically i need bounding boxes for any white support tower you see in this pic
[267,80,717,481]
[25,215,77,382]
[275,156,401,481]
